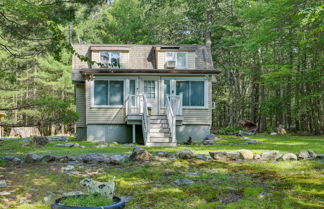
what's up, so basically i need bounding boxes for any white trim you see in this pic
[165,52,189,69]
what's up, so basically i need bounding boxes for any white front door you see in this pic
[140,77,159,115]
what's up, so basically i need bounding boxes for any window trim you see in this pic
[165,52,189,69]
[161,77,208,109]
[99,51,120,68]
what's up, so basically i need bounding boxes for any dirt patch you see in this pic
[219,192,243,204]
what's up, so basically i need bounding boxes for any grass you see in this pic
[60,194,113,207]
[0,134,323,209]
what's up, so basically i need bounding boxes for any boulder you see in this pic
[210,150,253,161]
[177,149,195,159]
[0,180,7,188]
[260,151,281,161]
[41,155,56,162]
[279,153,297,161]
[57,156,70,163]
[61,165,75,172]
[156,151,169,158]
[81,153,110,164]
[253,154,261,160]
[203,139,217,145]
[25,154,41,163]
[297,150,317,160]
[108,155,127,165]
[205,134,219,141]
[270,132,277,136]
[29,136,49,147]
[80,178,115,199]
[129,147,152,161]
[241,140,260,145]
[174,179,194,185]
[316,154,324,159]
[237,149,254,160]
[196,154,211,161]
[47,136,69,142]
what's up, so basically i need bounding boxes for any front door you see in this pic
[140,78,159,115]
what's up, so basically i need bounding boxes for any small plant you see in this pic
[218,126,243,134]
[60,194,114,207]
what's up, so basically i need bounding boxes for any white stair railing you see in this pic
[166,95,176,143]
[141,94,150,145]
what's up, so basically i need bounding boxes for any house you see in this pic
[72,44,220,146]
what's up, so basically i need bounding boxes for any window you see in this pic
[144,80,155,99]
[165,52,187,68]
[94,80,124,106]
[176,81,204,107]
[129,80,136,106]
[100,51,120,68]
[163,80,170,105]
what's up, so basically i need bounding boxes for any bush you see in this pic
[218,126,243,134]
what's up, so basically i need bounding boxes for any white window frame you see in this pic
[99,51,120,68]
[165,52,188,69]
[161,77,208,109]
[90,76,138,108]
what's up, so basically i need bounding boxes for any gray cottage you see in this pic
[72,44,220,146]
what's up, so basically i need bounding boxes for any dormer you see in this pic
[155,46,196,70]
[90,46,130,69]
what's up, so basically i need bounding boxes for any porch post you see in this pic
[132,124,136,144]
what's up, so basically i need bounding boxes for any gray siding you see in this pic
[75,84,86,127]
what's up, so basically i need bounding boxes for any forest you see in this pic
[0,0,323,135]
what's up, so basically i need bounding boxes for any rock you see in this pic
[203,139,217,145]
[80,145,86,148]
[258,192,272,199]
[41,155,56,162]
[174,179,194,185]
[47,136,69,142]
[177,149,195,159]
[120,196,134,203]
[29,136,49,147]
[0,180,7,188]
[241,140,260,145]
[237,149,254,160]
[64,143,76,148]
[156,151,169,158]
[80,178,115,199]
[297,150,317,160]
[279,153,297,161]
[61,165,75,171]
[43,194,53,202]
[129,147,152,161]
[270,132,277,136]
[196,154,211,161]
[186,172,200,177]
[55,144,65,147]
[63,191,84,197]
[81,153,110,164]
[253,154,261,160]
[56,143,80,148]
[5,156,23,164]
[205,134,219,141]
[0,191,10,196]
[242,136,250,140]
[316,154,324,159]
[25,153,41,163]
[108,155,127,165]
[260,151,281,161]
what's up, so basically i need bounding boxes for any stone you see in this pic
[279,153,297,161]
[80,178,115,199]
[108,155,127,165]
[25,153,41,163]
[156,151,169,158]
[64,143,76,148]
[316,154,324,159]
[61,165,75,171]
[270,132,277,136]
[5,156,23,165]
[120,196,134,203]
[186,172,200,177]
[0,180,7,188]
[41,155,56,162]
[253,154,261,160]
[0,191,10,196]
[29,136,49,147]
[174,179,194,185]
[43,194,53,202]
[203,139,217,145]
[241,140,260,145]
[205,134,219,141]
[258,192,272,199]
[81,153,110,164]
[260,151,281,161]
[47,136,69,142]
[297,150,317,160]
[177,149,195,159]
[196,154,211,161]
[237,149,254,160]
[129,147,152,161]
[55,144,65,147]
[242,136,250,140]
[63,191,84,197]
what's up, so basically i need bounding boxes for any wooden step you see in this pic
[150,128,170,133]
[150,123,169,128]
[149,137,171,143]
[150,119,168,124]
[150,132,171,137]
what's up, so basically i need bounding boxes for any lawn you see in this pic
[0,135,323,209]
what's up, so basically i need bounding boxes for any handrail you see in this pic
[166,95,176,143]
[142,94,150,144]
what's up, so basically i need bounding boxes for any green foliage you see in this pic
[61,194,114,207]
[218,126,243,134]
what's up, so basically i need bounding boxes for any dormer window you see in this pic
[100,51,120,68]
[165,52,187,69]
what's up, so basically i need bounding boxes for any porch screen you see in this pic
[94,80,124,106]
[176,81,204,107]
